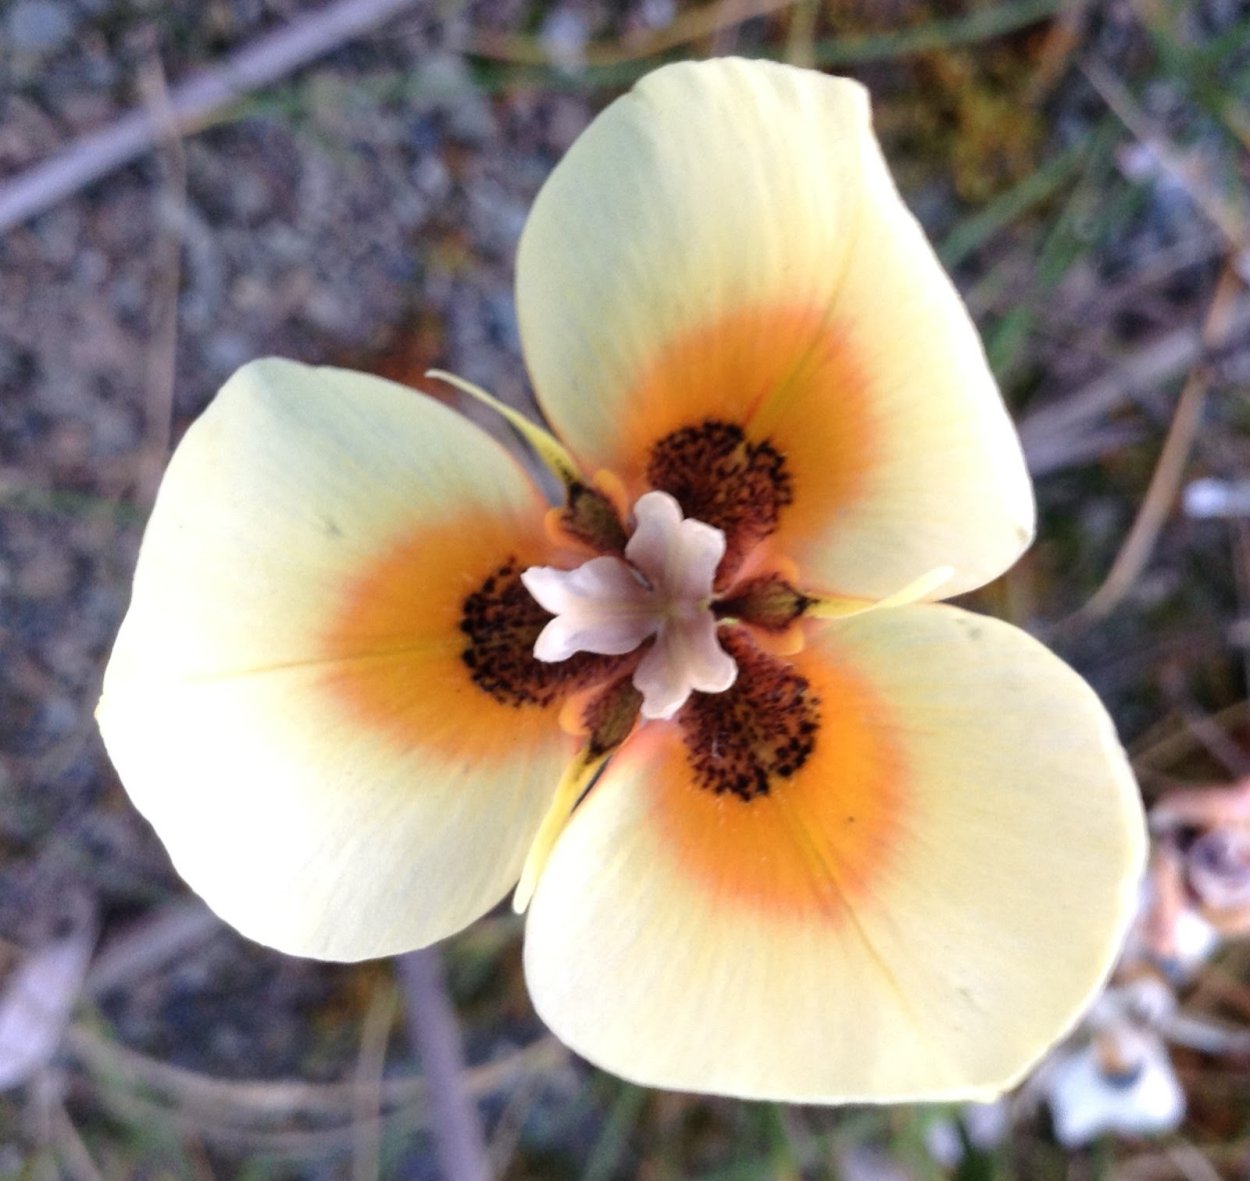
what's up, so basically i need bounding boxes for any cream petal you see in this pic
[101,671,571,961]
[786,102,1033,598]
[523,606,1145,1101]
[517,57,1031,601]
[98,358,574,959]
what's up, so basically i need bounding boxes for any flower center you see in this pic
[521,491,738,721]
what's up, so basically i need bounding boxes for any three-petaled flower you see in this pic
[98,58,1146,1102]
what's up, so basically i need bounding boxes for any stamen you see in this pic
[716,574,812,630]
[522,491,738,720]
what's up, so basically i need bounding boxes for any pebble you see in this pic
[5,0,78,54]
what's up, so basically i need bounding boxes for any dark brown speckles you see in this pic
[464,425,800,722]
[646,420,793,586]
[678,631,820,802]
[460,558,626,707]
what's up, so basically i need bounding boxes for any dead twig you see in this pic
[1235,520,1250,696]
[1162,1141,1226,1181]
[66,1021,562,1125]
[1131,700,1250,783]
[1059,263,1246,631]
[352,979,399,1181]
[66,1020,562,1163]
[398,948,490,1181]
[1083,58,1250,255]
[46,1097,107,1181]
[1018,293,1250,477]
[783,0,819,67]
[466,0,796,68]
[85,902,219,999]
[135,48,185,506]
[0,0,421,235]
[1157,667,1250,779]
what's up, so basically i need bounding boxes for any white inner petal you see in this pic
[522,491,737,719]
[1046,1031,1184,1147]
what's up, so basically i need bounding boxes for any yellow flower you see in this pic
[97,58,1146,1103]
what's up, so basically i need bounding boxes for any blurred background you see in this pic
[2,0,1250,1176]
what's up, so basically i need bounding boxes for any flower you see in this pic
[1042,979,1185,1146]
[1152,778,1250,937]
[1122,850,1220,983]
[97,58,1146,1103]
[1046,1030,1185,1146]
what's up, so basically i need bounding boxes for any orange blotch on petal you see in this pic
[604,304,878,560]
[625,639,904,920]
[318,510,566,761]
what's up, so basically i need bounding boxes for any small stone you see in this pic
[6,1,77,54]
[414,53,495,144]
[539,8,588,74]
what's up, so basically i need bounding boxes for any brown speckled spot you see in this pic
[460,558,625,707]
[646,421,792,585]
[678,631,819,801]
